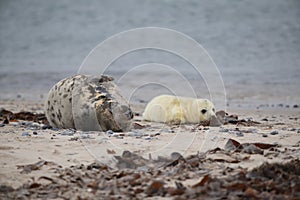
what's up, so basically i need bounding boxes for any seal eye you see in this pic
[201,109,207,114]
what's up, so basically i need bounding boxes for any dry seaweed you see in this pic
[0,109,48,124]
[17,160,57,174]
[2,150,298,200]
[225,138,278,154]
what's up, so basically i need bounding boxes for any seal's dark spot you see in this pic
[99,75,114,83]
[57,110,62,121]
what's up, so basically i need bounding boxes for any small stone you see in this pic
[106,130,114,135]
[42,125,52,129]
[51,127,59,131]
[262,134,268,137]
[0,124,5,127]
[22,132,30,136]
[270,130,279,135]
[10,122,18,126]
[242,144,263,154]
[247,128,258,133]
[145,136,152,140]
[293,104,299,108]
[297,129,300,133]
[33,131,38,135]
[129,131,143,137]
[79,134,93,139]
[219,128,229,132]
[20,122,32,126]
[61,129,75,136]
[236,132,244,137]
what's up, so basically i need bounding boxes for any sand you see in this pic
[0,99,299,199]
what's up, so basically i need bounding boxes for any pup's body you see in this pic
[143,95,215,124]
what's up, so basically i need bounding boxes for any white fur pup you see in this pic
[143,95,216,124]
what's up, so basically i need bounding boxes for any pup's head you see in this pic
[194,99,216,122]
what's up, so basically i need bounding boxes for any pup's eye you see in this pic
[201,109,207,114]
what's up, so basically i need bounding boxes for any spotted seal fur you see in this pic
[45,74,133,131]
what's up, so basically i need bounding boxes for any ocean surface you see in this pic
[0,0,299,108]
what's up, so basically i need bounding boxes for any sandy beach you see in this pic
[1,0,300,199]
[0,99,299,199]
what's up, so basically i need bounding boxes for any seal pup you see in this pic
[143,95,216,124]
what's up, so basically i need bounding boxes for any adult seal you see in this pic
[45,74,133,132]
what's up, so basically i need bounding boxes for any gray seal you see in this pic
[45,74,133,132]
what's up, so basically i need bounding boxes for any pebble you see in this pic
[297,129,300,133]
[20,122,32,126]
[33,131,38,135]
[219,128,229,132]
[79,134,93,139]
[270,130,279,135]
[0,124,5,127]
[22,132,30,136]
[262,134,268,137]
[61,129,75,136]
[129,131,143,137]
[10,122,18,126]
[242,144,263,154]
[293,104,299,108]
[106,130,114,135]
[145,136,152,140]
[236,132,244,137]
[42,125,52,129]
